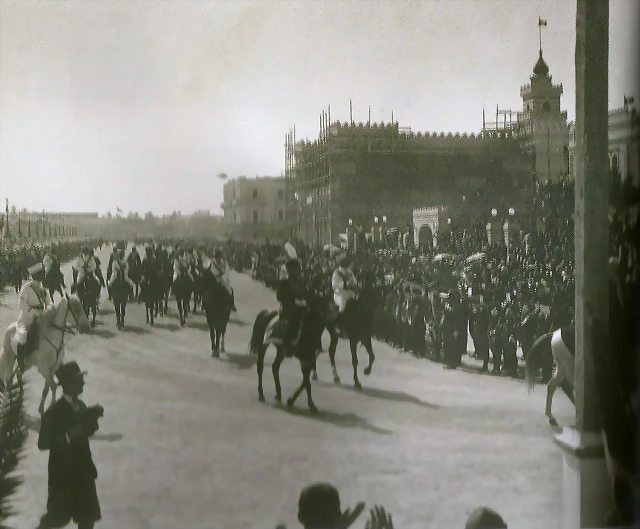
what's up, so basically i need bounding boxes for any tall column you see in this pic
[553,1,613,527]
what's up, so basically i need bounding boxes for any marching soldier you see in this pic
[14,262,50,370]
[500,298,519,378]
[469,294,490,372]
[441,289,464,370]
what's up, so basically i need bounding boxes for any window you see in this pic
[253,189,258,199]
[253,210,259,223]
[278,210,284,221]
[278,189,284,199]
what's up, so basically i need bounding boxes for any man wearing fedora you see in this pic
[37,361,103,529]
[14,262,49,371]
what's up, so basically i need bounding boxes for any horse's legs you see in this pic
[303,364,317,412]
[148,303,154,325]
[362,335,375,375]
[114,302,122,328]
[219,328,226,353]
[257,345,267,402]
[328,329,341,383]
[272,349,285,401]
[120,303,126,327]
[350,339,362,389]
[38,375,57,415]
[545,367,562,427]
[145,304,150,323]
[177,298,184,326]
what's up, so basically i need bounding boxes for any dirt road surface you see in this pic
[1,245,572,529]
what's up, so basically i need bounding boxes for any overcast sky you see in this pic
[0,0,637,216]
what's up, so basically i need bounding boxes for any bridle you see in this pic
[44,295,83,360]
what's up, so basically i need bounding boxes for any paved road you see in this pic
[2,245,572,529]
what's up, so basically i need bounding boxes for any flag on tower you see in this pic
[116,207,123,214]
[538,17,547,27]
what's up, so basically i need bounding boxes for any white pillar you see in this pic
[553,1,614,527]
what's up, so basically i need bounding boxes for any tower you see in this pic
[520,50,569,182]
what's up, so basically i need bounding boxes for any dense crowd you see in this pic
[0,238,105,292]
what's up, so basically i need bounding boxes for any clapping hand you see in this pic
[365,505,394,529]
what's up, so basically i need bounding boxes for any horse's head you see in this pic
[64,293,92,333]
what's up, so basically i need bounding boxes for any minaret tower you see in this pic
[520,20,569,183]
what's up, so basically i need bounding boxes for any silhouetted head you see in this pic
[298,483,341,529]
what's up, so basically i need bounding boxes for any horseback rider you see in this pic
[108,246,136,296]
[274,258,308,351]
[14,263,50,370]
[72,246,98,289]
[43,247,66,290]
[331,254,359,335]
[172,247,193,283]
[89,248,106,288]
[204,248,237,312]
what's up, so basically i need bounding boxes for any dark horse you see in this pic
[73,273,101,328]
[311,282,376,390]
[172,273,193,326]
[44,261,65,302]
[110,273,131,329]
[140,260,163,326]
[250,295,327,412]
[200,271,233,357]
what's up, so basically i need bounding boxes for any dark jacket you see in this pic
[277,278,306,320]
[38,397,98,486]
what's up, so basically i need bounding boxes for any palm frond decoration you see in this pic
[0,374,28,529]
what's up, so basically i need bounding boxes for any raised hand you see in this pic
[365,505,394,529]
[340,501,365,529]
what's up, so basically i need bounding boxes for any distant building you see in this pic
[221,176,287,240]
[568,100,640,190]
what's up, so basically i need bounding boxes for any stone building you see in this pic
[568,99,639,192]
[221,176,287,240]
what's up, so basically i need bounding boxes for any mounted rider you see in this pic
[273,255,308,351]
[89,248,106,287]
[43,247,66,290]
[14,262,50,370]
[108,245,136,295]
[172,247,193,283]
[72,245,98,289]
[202,248,237,312]
[331,254,359,335]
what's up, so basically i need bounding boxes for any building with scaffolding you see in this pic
[285,115,534,247]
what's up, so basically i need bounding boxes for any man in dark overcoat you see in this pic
[37,361,103,529]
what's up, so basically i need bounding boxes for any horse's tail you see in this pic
[249,310,277,356]
[524,332,553,392]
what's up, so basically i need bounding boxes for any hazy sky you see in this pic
[0,1,638,216]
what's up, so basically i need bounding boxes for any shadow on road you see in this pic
[187,321,210,331]
[222,352,257,369]
[229,317,250,327]
[121,325,151,335]
[90,328,117,339]
[270,402,392,435]
[153,322,181,332]
[24,414,124,442]
[314,379,440,410]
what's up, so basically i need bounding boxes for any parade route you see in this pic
[1,246,573,529]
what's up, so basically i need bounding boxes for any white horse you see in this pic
[524,326,575,427]
[0,293,91,414]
